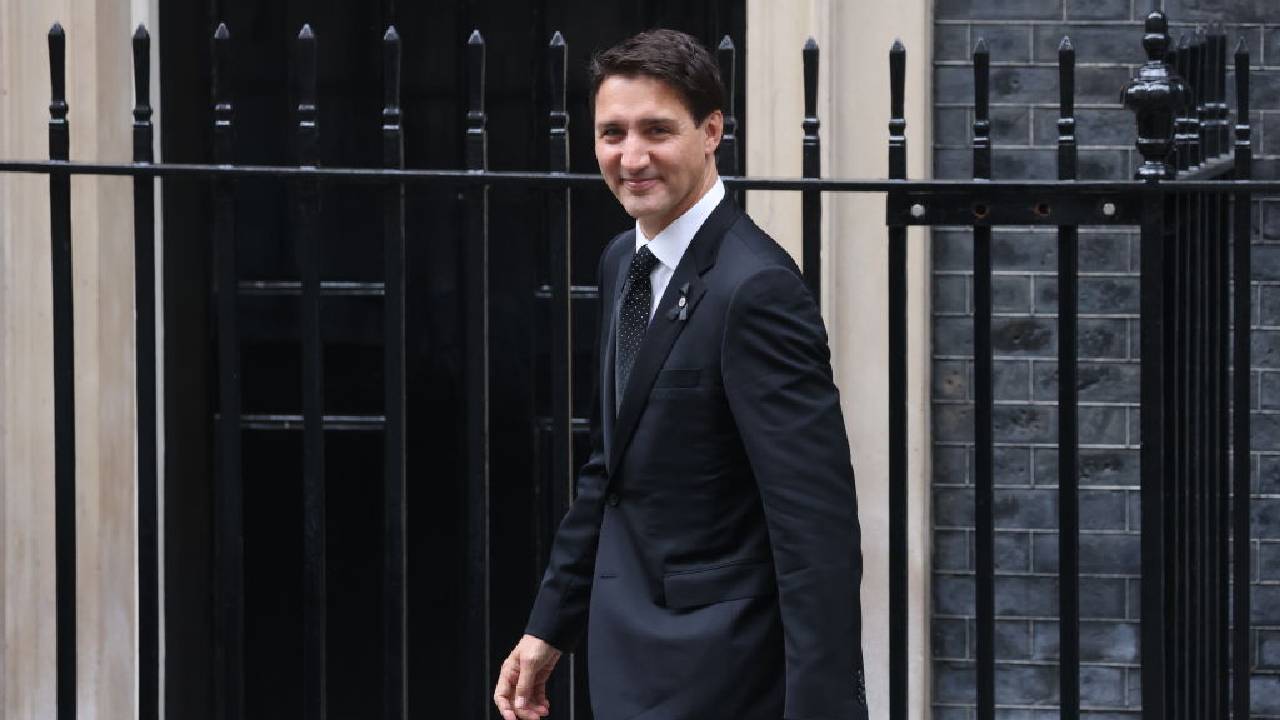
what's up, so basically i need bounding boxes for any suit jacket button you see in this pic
[606,493,620,507]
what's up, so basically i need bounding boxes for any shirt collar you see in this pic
[634,177,725,271]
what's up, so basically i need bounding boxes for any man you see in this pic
[493,29,867,720]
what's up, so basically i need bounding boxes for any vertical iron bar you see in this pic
[801,37,821,300]
[381,25,407,720]
[971,37,995,720]
[47,23,76,720]
[1215,31,1232,720]
[210,22,244,720]
[1190,33,1203,169]
[1195,28,1208,167]
[1055,35,1080,720]
[1175,36,1192,172]
[1170,35,1189,720]
[464,29,492,720]
[716,35,739,198]
[886,38,908,720]
[545,29,575,718]
[295,24,326,720]
[1231,36,1252,720]
[132,24,160,720]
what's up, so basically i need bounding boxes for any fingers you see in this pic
[493,656,520,720]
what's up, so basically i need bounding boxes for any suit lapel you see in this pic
[607,196,739,475]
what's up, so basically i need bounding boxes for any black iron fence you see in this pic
[1,8,1266,720]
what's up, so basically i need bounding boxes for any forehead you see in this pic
[593,75,693,124]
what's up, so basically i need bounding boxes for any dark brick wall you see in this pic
[930,0,1280,717]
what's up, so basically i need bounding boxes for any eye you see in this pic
[648,126,672,136]
[599,127,623,139]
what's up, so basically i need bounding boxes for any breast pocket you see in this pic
[662,559,777,609]
[653,367,701,388]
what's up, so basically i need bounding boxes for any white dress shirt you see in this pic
[634,177,726,321]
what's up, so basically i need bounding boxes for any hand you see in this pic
[494,634,562,720]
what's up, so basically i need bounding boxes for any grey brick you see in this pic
[1260,542,1280,582]
[1078,232,1133,272]
[1165,0,1271,25]
[1252,585,1280,625]
[1254,674,1280,716]
[934,660,977,704]
[994,618,1033,658]
[994,274,1033,313]
[995,404,1059,443]
[1032,361,1140,403]
[935,274,970,314]
[1034,107,1138,148]
[1081,576,1127,619]
[994,316,1058,356]
[993,148,1058,180]
[1079,405,1127,446]
[995,663,1058,704]
[1257,329,1280,369]
[935,445,970,485]
[1261,285,1280,326]
[1266,28,1280,69]
[993,359,1033,401]
[1033,24,1145,65]
[1077,318,1129,359]
[1031,532,1058,572]
[1032,619,1139,663]
[936,359,969,400]
[1079,665,1127,707]
[933,705,972,720]
[1079,448,1140,486]
[996,445,1033,484]
[1078,149,1133,180]
[1079,533,1140,574]
[1125,407,1139,447]
[1036,276,1142,315]
[1258,244,1280,281]
[935,403,976,442]
[1265,111,1280,157]
[935,316,975,357]
[935,148,976,180]
[936,0,1063,21]
[1253,497,1280,542]
[1260,628,1280,669]
[993,230,1057,271]
[1253,411,1280,451]
[937,486,976,526]
[937,24,973,63]
[1074,66,1139,106]
[1065,0,1130,20]
[992,106,1033,145]
[934,616,969,658]
[936,529,971,571]
[993,531,1032,571]
[1262,200,1280,242]
[995,575,1058,616]
[1126,667,1141,708]
[1125,577,1139,620]
[936,66,1131,106]
[1080,488,1129,530]
[1125,489,1139,531]
[937,107,972,146]
[974,25,1033,64]
[994,488,1059,529]
[936,574,975,615]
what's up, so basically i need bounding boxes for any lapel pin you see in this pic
[667,282,691,322]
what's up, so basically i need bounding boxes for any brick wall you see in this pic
[930,0,1280,716]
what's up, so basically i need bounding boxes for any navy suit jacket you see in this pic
[525,196,868,720]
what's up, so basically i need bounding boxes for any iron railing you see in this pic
[2,8,1264,720]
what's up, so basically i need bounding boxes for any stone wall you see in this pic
[930,0,1280,716]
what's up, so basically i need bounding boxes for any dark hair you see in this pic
[589,29,725,125]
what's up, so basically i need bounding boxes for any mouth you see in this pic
[622,177,659,193]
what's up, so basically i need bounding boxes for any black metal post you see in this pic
[545,28,575,718]
[1231,35,1253,720]
[971,36,995,720]
[381,24,407,720]
[132,24,160,720]
[464,29,492,720]
[1055,35,1080,720]
[717,35,740,205]
[802,37,821,300]
[294,24,327,720]
[48,22,77,720]
[886,37,908,720]
[210,22,245,720]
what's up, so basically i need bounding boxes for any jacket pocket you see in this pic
[653,367,701,388]
[662,559,776,609]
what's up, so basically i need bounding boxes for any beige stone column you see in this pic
[747,1,933,717]
[0,0,160,717]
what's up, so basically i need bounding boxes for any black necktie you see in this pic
[616,246,661,413]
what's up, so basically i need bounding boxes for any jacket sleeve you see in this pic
[523,248,613,653]
[721,265,868,720]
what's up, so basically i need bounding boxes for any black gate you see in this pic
[2,7,1265,720]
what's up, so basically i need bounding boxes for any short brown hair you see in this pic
[589,29,725,125]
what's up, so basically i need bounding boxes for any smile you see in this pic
[623,178,659,192]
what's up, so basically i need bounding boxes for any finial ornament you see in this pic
[1123,11,1185,180]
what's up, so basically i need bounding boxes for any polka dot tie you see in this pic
[615,245,661,413]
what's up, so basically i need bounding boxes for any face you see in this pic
[593,75,722,238]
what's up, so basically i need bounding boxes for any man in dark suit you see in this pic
[493,29,867,720]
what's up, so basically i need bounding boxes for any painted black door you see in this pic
[160,1,744,717]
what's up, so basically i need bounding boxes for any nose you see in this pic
[620,136,649,176]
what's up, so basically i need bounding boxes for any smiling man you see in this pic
[493,29,868,720]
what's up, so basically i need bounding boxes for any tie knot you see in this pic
[630,246,660,280]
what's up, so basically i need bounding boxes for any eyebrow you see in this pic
[594,116,680,129]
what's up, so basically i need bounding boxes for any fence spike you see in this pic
[466,30,487,171]
[548,30,568,173]
[717,34,738,178]
[550,29,565,47]
[49,23,67,122]
[133,26,151,123]
[973,38,990,180]
[384,25,401,120]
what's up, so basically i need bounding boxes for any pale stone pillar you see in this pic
[747,1,933,717]
[0,0,161,717]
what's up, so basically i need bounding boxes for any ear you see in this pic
[701,109,724,155]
